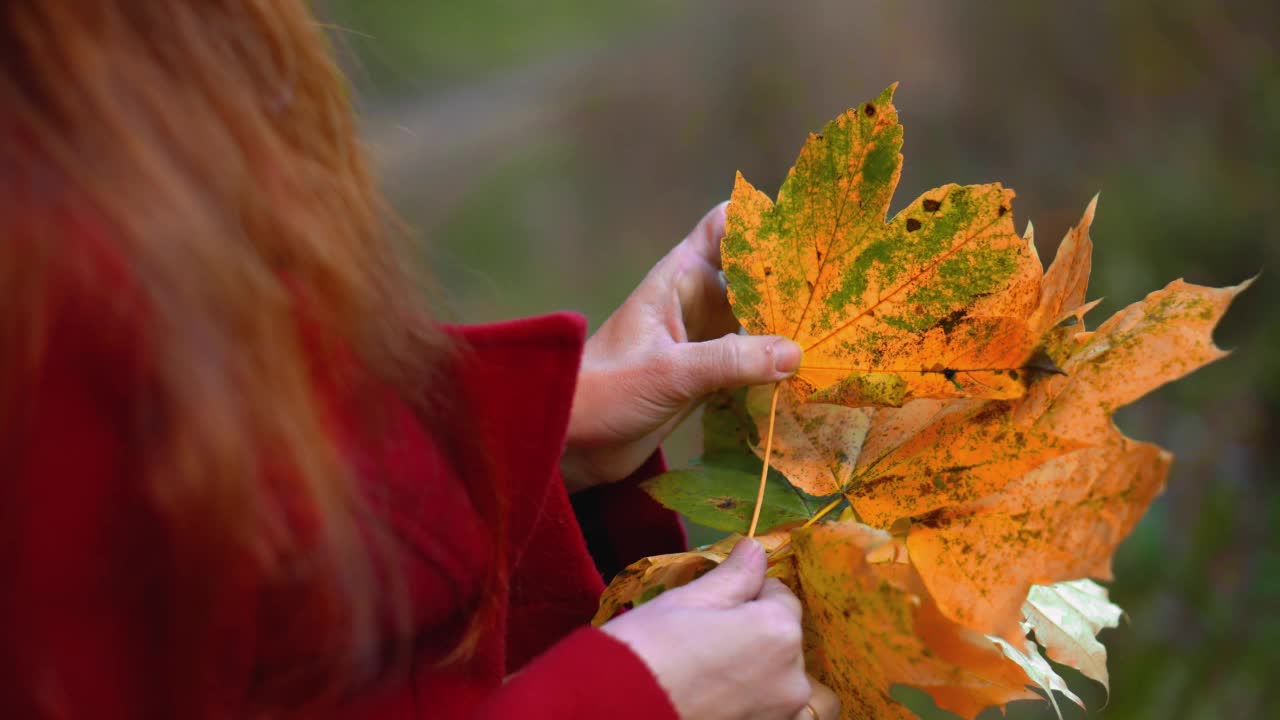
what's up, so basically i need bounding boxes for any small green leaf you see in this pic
[642,463,818,534]
[642,388,831,533]
[701,387,760,455]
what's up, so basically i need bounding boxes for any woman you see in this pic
[0,2,840,719]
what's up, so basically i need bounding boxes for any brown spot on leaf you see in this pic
[922,198,942,213]
[906,218,922,232]
[864,103,876,117]
[913,508,948,529]
[934,308,968,336]
[998,206,1009,217]
[852,474,903,497]
[971,400,1013,425]
[713,497,738,510]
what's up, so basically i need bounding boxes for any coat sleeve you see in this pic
[443,315,683,720]
[486,456,683,720]
[473,627,678,720]
[570,450,687,582]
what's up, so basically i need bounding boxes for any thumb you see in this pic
[669,334,802,400]
[674,538,768,609]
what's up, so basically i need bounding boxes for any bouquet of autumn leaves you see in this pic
[592,85,1249,719]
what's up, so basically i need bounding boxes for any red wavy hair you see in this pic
[0,0,489,714]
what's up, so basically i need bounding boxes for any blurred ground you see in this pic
[323,1,1279,717]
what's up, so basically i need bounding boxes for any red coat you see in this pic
[0,227,687,718]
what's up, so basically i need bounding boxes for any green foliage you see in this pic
[326,0,679,94]
[641,389,827,533]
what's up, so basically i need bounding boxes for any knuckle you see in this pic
[666,340,738,400]
[708,199,730,220]
[696,202,728,240]
[647,348,680,380]
[743,599,776,623]
[753,605,803,648]
[644,350,693,401]
[780,674,813,713]
[711,337,742,377]
[776,620,804,650]
[762,578,800,608]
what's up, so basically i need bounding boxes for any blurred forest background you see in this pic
[321,1,1278,718]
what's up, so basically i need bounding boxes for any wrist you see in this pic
[562,362,629,492]
[560,447,604,494]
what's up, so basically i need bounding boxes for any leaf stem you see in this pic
[801,496,846,529]
[747,382,782,538]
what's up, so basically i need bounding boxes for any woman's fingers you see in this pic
[641,201,727,305]
[755,577,803,621]
[663,332,802,401]
[675,260,737,343]
[600,537,823,720]
[756,581,836,720]
[680,201,729,270]
[793,676,842,720]
[669,538,767,609]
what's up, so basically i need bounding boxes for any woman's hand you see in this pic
[600,539,840,720]
[562,203,802,491]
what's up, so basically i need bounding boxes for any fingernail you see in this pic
[772,339,802,375]
[734,537,763,558]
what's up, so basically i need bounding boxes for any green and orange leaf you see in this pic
[793,522,1044,719]
[609,86,1250,720]
[1017,277,1252,445]
[723,85,1042,407]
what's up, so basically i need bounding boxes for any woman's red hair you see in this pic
[0,1,493,713]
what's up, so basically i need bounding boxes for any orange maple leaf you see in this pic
[607,87,1249,720]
